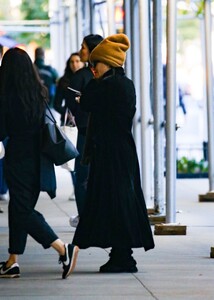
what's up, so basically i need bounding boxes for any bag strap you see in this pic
[63,108,76,127]
[44,99,57,124]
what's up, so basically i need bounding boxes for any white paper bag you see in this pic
[60,125,78,171]
[0,142,5,159]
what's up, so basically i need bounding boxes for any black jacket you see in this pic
[73,68,155,251]
[65,66,94,135]
[0,95,56,199]
[53,71,75,124]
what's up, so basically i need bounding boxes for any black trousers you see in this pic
[6,157,58,255]
[74,133,89,217]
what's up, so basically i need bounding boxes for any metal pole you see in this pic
[153,0,165,214]
[204,0,214,191]
[69,0,78,53]
[124,0,132,79]
[49,0,62,72]
[165,0,177,223]
[58,2,65,75]
[138,0,153,206]
[76,0,83,49]
[89,0,94,33]
[131,0,141,148]
[63,3,71,61]
[107,0,116,35]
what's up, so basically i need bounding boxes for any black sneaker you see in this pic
[59,244,79,279]
[0,262,20,278]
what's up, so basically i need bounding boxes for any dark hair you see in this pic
[59,53,82,90]
[0,47,47,122]
[0,44,3,57]
[83,34,103,53]
[64,52,81,75]
[35,47,45,59]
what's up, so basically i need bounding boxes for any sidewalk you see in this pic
[0,167,213,300]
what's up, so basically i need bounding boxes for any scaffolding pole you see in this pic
[138,0,153,205]
[165,0,177,223]
[204,0,214,191]
[124,0,132,79]
[153,0,165,215]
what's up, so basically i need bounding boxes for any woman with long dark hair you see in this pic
[54,53,84,203]
[0,48,78,279]
[54,52,85,124]
[65,34,103,225]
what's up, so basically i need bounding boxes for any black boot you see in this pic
[100,248,138,273]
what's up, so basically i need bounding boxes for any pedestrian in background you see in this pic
[54,52,85,125]
[72,34,155,273]
[34,47,58,109]
[66,34,103,227]
[0,48,78,279]
[54,52,85,201]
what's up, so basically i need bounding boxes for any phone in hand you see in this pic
[67,87,81,96]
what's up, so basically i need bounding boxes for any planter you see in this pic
[177,172,208,179]
[177,156,208,179]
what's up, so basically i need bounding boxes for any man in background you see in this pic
[34,47,58,108]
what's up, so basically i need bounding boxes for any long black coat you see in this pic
[73,68,155,251]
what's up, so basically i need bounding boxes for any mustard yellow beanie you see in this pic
[90,33,130,67]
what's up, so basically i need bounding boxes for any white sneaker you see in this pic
[69,215,79,228]
[0,193,9,201]
[68,191,75,201]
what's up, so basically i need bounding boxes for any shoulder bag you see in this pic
[41,101,79,166]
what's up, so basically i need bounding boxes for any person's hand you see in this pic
[75,96,80,103]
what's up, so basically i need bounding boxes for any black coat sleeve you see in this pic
[80,75,136,119]
[66,67,94,114]
[80,79,101,112]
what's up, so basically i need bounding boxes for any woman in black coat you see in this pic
[0,48,78,279]
[65,34,103,220]
[72,34,155,273]
[54,52,84,125]
[54,52,84,202]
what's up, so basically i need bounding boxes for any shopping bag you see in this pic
[60,108,78,171]
[60,125,78,171]
[0,142,5,159]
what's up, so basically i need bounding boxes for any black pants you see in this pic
[74,133,89,217]
[6,157,58,255]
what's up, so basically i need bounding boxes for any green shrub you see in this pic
[177,156,208,174]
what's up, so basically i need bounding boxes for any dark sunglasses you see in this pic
[91,61,100,68]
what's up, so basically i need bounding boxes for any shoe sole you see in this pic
[100,267,138,273]
[0,274,20,278]
[64,246,79,279]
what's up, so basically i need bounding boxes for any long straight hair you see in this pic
[0,47,47,122]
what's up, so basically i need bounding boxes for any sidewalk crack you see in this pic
[133,274,159,300]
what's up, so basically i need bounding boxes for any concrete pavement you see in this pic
[0,167,213,300]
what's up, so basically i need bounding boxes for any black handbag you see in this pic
[41,101,79,166]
